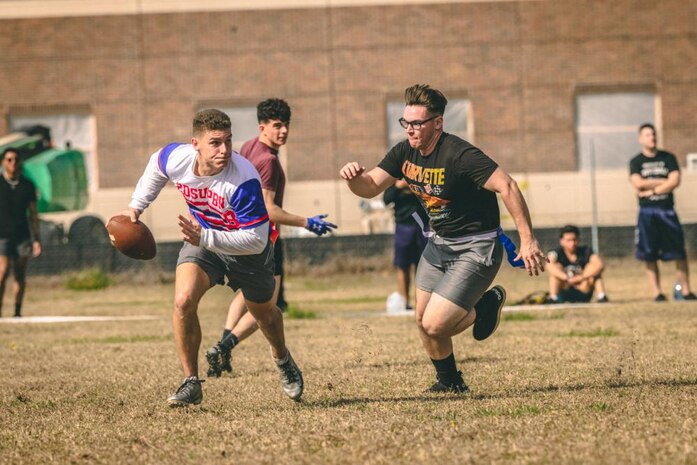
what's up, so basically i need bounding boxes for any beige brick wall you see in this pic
[1,0,696,229]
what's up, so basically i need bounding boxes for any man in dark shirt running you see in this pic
[629,123,695,301]
[340,84,546,393]
[0,148,42,318]
[547,225,608,303]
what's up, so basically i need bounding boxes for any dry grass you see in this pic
[1,258,696,464]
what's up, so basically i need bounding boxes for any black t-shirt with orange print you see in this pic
[378,132,499,238]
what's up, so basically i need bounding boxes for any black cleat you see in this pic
[473,285,507,341]
[426,372,469,394]
[167,377,204,407]
[206,344,232,378]
[597,295,610,303]
[654,294,667,302]
[682,292,697,301]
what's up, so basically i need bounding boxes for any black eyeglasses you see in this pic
[398,115,439,130]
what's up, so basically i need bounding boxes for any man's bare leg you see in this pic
[676,259,692,295]
[415,289,473,392]
[645,260,662,298]
[166,263,212,407]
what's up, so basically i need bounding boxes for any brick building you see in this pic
[1,0,696,235]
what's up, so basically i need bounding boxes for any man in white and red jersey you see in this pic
[119,109,303,406]
[206,98,336,377]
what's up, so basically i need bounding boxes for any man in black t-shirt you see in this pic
[629,123,695,301]
[547,225,608,303]
[0,148,42,318]
[340,84,546,394]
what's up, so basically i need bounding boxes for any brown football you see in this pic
[106,215,157,260]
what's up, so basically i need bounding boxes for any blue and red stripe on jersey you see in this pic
[157,143,183,177]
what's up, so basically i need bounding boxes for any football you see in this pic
[106,214,157,260]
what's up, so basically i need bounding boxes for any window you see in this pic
[10,113,96,189]
[386,98,470,148]
[576,93,657,170]
[218,106,258,151]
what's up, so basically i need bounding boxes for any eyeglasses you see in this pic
[398,115,439,130]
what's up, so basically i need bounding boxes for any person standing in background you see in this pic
[383,179,428,310]
[0,148,42,318]
[629,123,696,301]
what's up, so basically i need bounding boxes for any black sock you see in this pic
[14,303,21,317]
[219,333,239,352]
[221,329,231,341]
[431,353,461,386]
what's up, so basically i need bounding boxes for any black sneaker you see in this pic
[167,376,204,407]
[683,292,697,301]
[206,344,232,378]
[654,294,667,302]
[426,372,469,394]
[473,285,507,341]
[275,352,303,401]
[597,295,610,303]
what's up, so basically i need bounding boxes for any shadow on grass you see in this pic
[472,377,697,400]
[303,394,470,408]
[302,377,697,408]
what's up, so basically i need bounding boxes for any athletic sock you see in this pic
[221,329,231,341]
[431,353,461,386]
[219,333,239,352]
[274,351,290,366]
[14,303,21,317]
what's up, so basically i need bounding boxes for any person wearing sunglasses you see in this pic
[340,84,546,394]
[0,148,42,318]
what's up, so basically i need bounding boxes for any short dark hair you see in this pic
[404,84,448,115]
[193,109,231,136]
[257,98,291,123]
[639,123,655,133]
[559,224,580,238]
[2,148,19,161]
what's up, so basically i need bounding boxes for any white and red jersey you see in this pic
[129,142,275,255]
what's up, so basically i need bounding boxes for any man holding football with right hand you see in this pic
[118,108,305,407]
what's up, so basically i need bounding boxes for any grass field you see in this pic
[1,259,696,464]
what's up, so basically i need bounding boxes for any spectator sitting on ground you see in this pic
[547,225,608,303]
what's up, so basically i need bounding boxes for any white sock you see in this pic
[274,351,290,365]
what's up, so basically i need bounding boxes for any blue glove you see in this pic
[498,230,525,268]
[305,214,337,236]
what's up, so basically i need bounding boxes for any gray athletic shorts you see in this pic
[0,238,32,259]
[177,241,275,303]
[415,235,503,310]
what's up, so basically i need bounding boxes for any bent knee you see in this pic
[421,319,448,338]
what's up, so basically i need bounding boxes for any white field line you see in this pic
[0,315,161,324]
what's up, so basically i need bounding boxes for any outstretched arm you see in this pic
[261,188,337,235]
[339,163,395,199]
[483,167,546,275]
[263,188,306,228]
